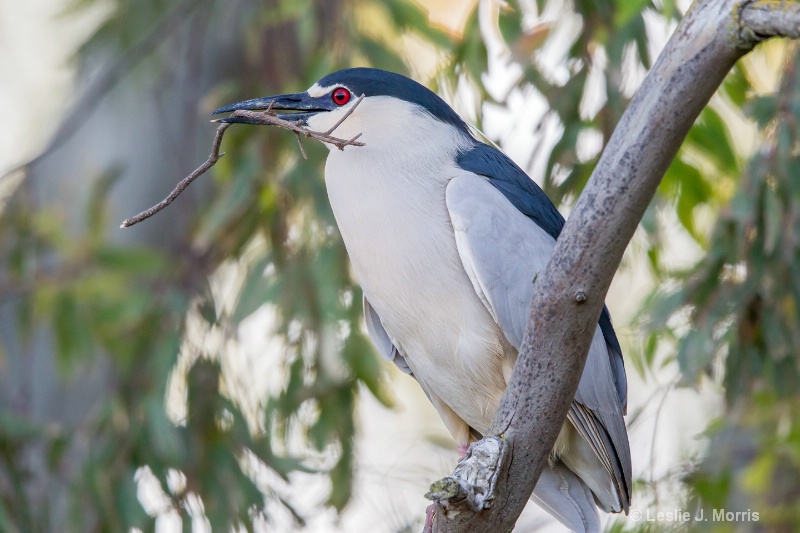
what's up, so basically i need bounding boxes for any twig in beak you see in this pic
[120,97,366,228]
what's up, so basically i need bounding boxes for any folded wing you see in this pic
[445,170,631,515]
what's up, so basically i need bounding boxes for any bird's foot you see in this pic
[424,435,506,514]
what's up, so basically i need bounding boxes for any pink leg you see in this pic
[423,504,436,533]
[457,443,469,460]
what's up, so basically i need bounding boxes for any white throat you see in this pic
[317,94,475,318]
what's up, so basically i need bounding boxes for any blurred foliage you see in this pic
[460,2,800,527]
[3,0,800,531]
[0,0,454,530]
[643,47,800,530]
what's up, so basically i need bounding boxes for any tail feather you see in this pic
[530,460,601,533]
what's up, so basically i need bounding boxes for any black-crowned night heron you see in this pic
[214,68,631,532]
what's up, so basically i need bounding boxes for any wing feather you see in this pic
[458,143,628,412]
[363,295,413,375]
[446,172,631,512]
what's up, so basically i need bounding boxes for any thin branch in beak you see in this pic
[218,106,365,150]
[120,123,231,228]
[120,95,366,228]
[325,94,365,135]
[294,131,307,159]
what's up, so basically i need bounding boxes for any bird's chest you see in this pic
[324,153,464,324]
[324,150,510,433]
[325,150,498,343]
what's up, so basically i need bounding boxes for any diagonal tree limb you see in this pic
[428,1,800,531]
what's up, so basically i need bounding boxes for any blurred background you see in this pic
[2,0,800,531]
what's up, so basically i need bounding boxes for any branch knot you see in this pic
[735,0,800,49]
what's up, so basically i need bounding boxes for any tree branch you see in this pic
[428,1,800,531]
[219,94,366,151]
[120,123,230,228]
[120,98,365,228]
[737,0,800,42]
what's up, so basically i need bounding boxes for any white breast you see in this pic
[315,97,511,435]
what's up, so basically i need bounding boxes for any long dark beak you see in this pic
[211,92,332,125]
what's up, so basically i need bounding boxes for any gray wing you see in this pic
[363,295,413,375]
[446,174,631,512]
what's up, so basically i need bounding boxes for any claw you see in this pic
[424,436,506,513]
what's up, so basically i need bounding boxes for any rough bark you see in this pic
[428,1,799,531]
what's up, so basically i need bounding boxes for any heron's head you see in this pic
[212,68,471,151]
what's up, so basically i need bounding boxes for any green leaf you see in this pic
[498,2,524,45]
[763,185,782,254]
[356,35,407,75]
[613,0,649,27]
[94,246,168,275]
[52,292,94,369]
[677,328,712,384]
[382,0,454,50]
[723,65,750,107]
[233,257,275,322]
[747,95,777,128]
[686,107,738,176]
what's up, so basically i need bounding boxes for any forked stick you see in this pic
[120,95,365,228]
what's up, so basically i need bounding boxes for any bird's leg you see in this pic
[423,504,436,533]
[457,443,469,459]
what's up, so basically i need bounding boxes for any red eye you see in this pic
[332,87,351,105]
